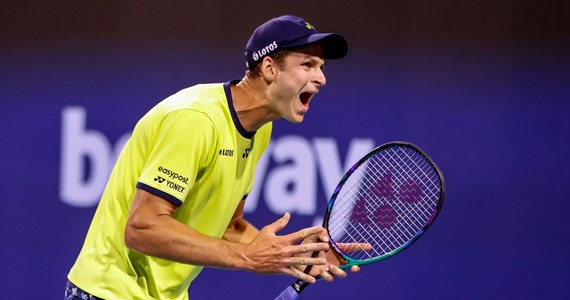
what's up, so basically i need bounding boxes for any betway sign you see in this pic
[59,107,375,216]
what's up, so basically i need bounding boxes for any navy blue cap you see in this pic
[245,15,348,69]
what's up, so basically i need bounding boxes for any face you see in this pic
[266,44,327,123]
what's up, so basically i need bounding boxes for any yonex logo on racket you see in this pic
[349,170,424,227]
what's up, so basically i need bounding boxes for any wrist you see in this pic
[226,240,255,271]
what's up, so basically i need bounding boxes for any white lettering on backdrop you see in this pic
[59,106,375,218]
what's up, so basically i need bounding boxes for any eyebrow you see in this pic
[307,56,326,68]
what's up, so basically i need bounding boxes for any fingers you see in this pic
[284,261,354,284]
[285,266,317,284]
[319,264,347,282]
[318,230,330,243]
[336,242,372,252]
[318,264,364,283]
[262,212,291,234]
[253,214,358,284]
[286,226,327,244]
[281,256,327,268]
[290,241,329,255]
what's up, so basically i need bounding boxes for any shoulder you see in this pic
[142,83,227,128]
[163,83,226,112]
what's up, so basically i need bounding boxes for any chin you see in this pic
[285,114,305,124]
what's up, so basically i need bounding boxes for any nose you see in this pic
[313,67,327,88]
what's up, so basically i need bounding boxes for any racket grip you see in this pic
[274,286,299,300]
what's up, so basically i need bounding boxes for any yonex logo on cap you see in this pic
[252,41,278,62]
[304,22,315,30]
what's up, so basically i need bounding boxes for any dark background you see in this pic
[1,0,569,299]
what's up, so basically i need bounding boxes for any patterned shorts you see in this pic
[64,281,103,300]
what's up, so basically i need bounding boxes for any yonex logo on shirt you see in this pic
[153,176,185,193]
[166,180,185,193]
[242,148,251,159]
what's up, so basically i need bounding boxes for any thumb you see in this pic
[264,212,291,234]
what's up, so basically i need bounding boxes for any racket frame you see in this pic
[279,141,446,297]
[323,141,446,269]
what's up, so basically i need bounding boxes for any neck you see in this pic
[231,76,278,132]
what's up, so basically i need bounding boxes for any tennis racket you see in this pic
[274,141,446,299]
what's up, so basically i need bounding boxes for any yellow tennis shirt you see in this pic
[68,81,272,299]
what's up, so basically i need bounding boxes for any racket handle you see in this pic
[274,286,299,300]
[274,251,320,299]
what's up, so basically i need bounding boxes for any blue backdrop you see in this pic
[1,1,569,299]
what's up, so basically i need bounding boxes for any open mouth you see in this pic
[300,92,312,107]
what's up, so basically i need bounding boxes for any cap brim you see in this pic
[284,33,348,59]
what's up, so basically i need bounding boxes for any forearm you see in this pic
[125,190,330,283]
[126,214,253,270]
[125,189,254,271]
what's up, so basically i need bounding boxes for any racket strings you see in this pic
[327,145,442,261]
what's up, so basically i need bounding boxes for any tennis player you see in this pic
[65,15,355,300]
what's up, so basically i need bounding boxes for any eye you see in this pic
[301,59,325,71]
[302,62,313,69]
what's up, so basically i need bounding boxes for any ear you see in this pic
[259,56,278,81]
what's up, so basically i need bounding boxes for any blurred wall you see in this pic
[1,1,569,299]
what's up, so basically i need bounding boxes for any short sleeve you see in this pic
[136,109,216,206]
